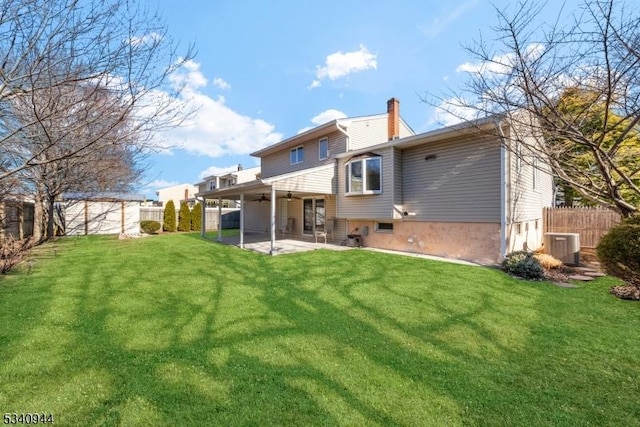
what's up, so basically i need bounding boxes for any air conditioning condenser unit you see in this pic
[544,232,580,266]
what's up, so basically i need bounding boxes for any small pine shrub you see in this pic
[502,250,545,280]
[140,220,161,234]
[597,222,640,287]
[534,253,563,269]
[191,202,202,231]
[163,200,176,232]
[177,201,191,232]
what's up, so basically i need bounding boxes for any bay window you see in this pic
[345,155,382,194]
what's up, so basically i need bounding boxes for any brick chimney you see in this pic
[387,98,400,141]
[184,188,189,202]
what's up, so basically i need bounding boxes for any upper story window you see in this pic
[290,146,304,164]
[345,154,382,195]
[207,181,216,191]
[319,137,328,160]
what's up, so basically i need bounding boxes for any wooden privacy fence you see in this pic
[140,207,240,231]
[543,207,621,252]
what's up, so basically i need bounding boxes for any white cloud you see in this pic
[297,109,347,134]
[213,77,231,90]
[311,109,347,125]
[170,59,207,89]
[429,97,480,127]
[130,32,162,47]
[310,45,377,89]
[420,0,479,38]
[456,43,545,75]
[154,60,282,158]
[198,165,239,180]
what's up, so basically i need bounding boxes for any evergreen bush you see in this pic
[163,200,176,232]
[597,221,640,288]
[502,250,545,280]
[191,202,202,231]
[178,201,191,232]
[140,220,161,234]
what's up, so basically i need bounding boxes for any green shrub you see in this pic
[191,202,202,231]
[140,220,161,234]
[177,201,191,232]
[597,223,640,287]
[623,214,640,226]
[163,200,176,232]
[502,250,545,280]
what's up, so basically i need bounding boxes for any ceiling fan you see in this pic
[252,193,270,202]
[282,191,301,201]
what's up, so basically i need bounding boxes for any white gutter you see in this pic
[496,121,508,259]
[334,121,350,220]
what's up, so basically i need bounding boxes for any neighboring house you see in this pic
[61,193,144,236]
[195,165,261,208]
[196,98,554,264]
[156,183,198,207]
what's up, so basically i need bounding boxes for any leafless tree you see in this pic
[429,0,640,217]
[0,0,194,239]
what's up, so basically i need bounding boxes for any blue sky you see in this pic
[139,0,578,199]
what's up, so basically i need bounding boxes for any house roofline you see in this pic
[250,111,413,158]
[335,114,504,158]
[251,120,345,157]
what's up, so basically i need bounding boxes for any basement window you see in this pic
[376,222,394,232]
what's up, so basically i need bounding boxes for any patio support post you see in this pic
[217,197,222,242]
[200,198,206,238]
[239,193,244,249]
[270,187,276,255]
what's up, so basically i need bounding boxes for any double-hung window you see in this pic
[290,146,304,164]
[319,137,328,160]
[345,154,382,195]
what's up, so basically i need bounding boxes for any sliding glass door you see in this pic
[303,198,325,235]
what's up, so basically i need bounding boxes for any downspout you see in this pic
[335,121,350,235]
[217,197,222,242]
[270,186,276,255]
[496,121,509,260]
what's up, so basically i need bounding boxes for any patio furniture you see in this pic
[280,218,294,236]
[315,218,334,244]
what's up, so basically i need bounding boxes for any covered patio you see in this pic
[196,167,342,255]
[212,232,352,255]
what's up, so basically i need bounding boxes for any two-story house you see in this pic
[195,165,261,208]
[196,98,554,264]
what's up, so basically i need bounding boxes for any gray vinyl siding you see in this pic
[401,136,502,222]
[393,147,403,219]
[337,147,395,219]
[348,116,393,151]
[261,130,346,179]
[270,165,336,194]
[508,139,554,223]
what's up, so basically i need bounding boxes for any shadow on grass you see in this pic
[1,234,638,425]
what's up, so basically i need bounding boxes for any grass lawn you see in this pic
[1,234,639,426]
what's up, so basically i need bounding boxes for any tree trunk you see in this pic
[46,195,56,239]
[33,192,44,242]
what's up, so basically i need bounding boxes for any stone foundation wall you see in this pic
[347,220,502,265]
